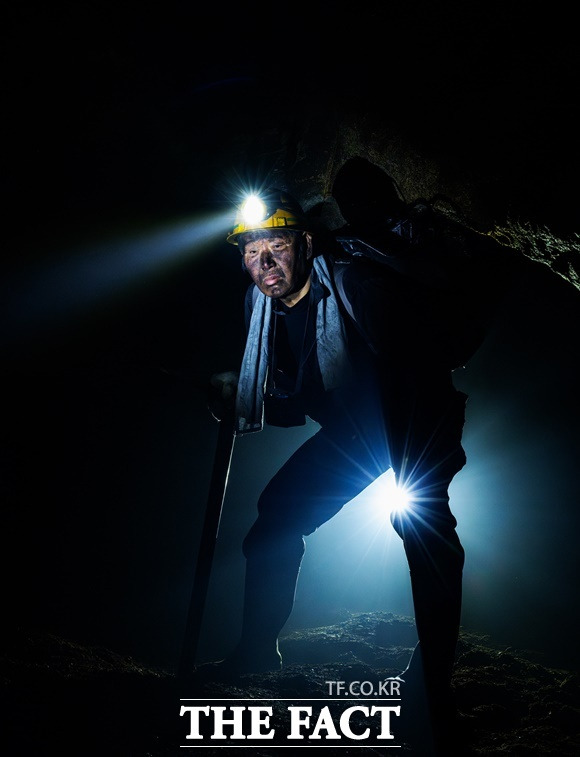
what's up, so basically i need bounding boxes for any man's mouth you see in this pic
[262,274,283,286]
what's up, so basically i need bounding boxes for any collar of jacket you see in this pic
[234,254,351,436]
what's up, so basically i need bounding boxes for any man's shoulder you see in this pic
[244,283,260,330]
[328,252,401,293]
[244,282,259,307]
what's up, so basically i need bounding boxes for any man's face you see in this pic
[240,231,311,300]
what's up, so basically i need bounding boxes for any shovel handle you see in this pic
[178,409,236,676]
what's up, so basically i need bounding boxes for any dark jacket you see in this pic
[243,251,460,434]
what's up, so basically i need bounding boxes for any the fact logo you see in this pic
[179,687,402,746]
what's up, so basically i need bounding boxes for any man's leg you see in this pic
[390,486,465,690]
[389,388,468,751]
[231,420,390,672]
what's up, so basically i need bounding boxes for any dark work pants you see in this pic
[240,387,467,694]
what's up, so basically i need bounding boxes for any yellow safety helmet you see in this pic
[226,188,310,245]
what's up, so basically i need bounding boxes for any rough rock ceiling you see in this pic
[196,4,580,291]
[4,3,580,291]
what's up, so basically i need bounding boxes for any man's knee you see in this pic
[390,492,458,536]
[242,517,306,563]
[390,502,465,570]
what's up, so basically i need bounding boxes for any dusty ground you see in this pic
[2,612,579,755]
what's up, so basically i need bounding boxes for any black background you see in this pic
[3,3,580,672]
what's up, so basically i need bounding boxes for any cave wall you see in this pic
[5,3,579,290]
[177,2,580,291]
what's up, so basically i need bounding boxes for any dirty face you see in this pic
[240,230,312,304]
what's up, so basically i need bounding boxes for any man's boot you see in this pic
[195,532,304,678]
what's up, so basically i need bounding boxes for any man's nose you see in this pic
[259,249,275,268]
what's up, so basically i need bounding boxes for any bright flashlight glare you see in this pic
[241,195,266,224]
[389,484,412,514]
[363,470,413,519]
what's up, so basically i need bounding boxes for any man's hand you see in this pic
[208,371,239,421]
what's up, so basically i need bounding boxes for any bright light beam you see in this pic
[4,210,232,338]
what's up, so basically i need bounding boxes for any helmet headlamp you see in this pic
[239,195,269,226]
[226,188,310,245]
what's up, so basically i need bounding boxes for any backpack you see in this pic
[328,199,508,371]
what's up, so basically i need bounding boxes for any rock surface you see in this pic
[3,612,579,755]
